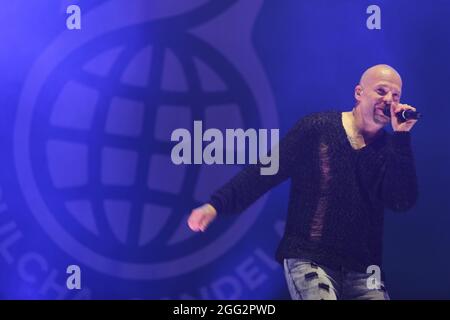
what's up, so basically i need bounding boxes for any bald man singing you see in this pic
[187,64,419,300]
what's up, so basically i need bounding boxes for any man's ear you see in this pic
[354,85,363,101]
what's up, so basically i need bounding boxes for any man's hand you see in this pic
[391,103,418,132]
[187,203,217,232]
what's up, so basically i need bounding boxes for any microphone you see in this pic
[383,105,422,123]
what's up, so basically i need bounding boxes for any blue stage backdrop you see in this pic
[0,0,449,299]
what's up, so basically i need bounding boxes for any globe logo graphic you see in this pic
[14,0,278,281]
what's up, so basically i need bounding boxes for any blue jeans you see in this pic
[283,258,390,300]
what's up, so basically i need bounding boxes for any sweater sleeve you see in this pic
[208,115,314,215]
[381,131,419,212]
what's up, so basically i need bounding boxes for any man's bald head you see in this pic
[359,64,402,88]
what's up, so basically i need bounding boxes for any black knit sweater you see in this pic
[209,111,418,272]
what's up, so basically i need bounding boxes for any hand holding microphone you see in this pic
[383,104,422,122]
[383,103,421,132]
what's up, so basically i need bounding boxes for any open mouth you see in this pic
[376,108,390,119]
[377,104,392,116]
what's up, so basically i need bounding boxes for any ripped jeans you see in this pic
[283,258,390,300]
